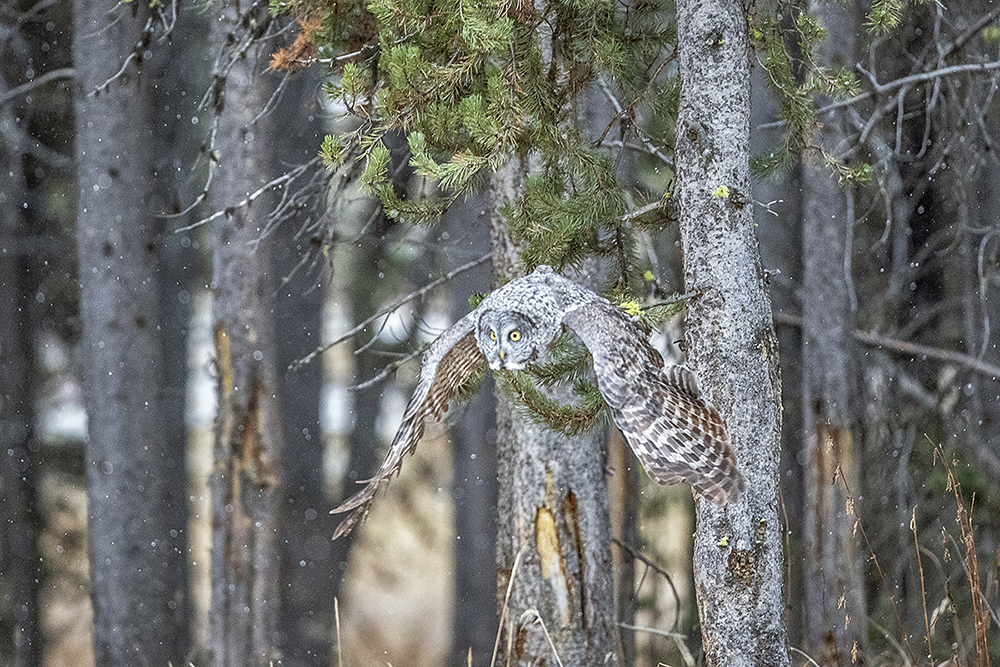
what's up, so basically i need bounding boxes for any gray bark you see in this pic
[800,3,866,663]
[0,74,42,667]
[150,7,213,652]
[490,157,614,667]
[673,0,790,665]
[273,72,336,667]
[73,1,188,663]
[444,195,499,667]
[206,4,284,665]
[608,430,638,667]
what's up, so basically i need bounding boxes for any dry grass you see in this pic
[38,472,94,667]
[337,426,455,667]
[792,437,998,667]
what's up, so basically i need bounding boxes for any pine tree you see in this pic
[267,0,796,663]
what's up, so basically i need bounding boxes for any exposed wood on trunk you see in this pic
[799,5,867,660]
[491,157,614,667]
[206,4,284,663]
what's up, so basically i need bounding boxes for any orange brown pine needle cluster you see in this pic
[270,12,324,71]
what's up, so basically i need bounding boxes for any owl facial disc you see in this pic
[476,310,541,371]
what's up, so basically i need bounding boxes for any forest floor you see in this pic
[36,421,696,667]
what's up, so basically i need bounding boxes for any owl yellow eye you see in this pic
[509,330,521,342]
[489,330,497,341]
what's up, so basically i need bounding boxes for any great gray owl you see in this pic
[331,265,744,538]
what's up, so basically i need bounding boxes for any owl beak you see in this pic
[498,349,505,363]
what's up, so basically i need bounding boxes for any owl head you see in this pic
[476,310,549,371]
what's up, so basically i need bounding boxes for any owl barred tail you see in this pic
[680,399,744,505]
[610,363,745,506]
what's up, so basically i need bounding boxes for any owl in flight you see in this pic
[331,265,744,538]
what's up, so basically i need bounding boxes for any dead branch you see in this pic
[289,253,491,371]
[773,312,1000,380]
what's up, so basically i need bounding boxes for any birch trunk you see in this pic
[490,157,614,667]
[674,0,790,664]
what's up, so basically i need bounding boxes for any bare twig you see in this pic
[854,329,1000,379]
[858,59,1000,96]
[289,254,491,371]
[605,139,671,165]
[0,68,75,107]
[617,622,685,640]
[869,619,916,667]
[612,537,682,632]
[933,439,995,664]
[519,610,564,667]
[172,159,320,232]
[935,7,1000,64]
[790,646,823,667]
[334,597,343,667]
[834,468,918,666]
[911,508,936,667]
[492,546,526,667]
[620,199,670,223]
[89,15,155,96]
[597,79,672,164]
[16,0,62,21]
[942,531,1000,629]
[757,55,1000,131]
[773,312,1000,380]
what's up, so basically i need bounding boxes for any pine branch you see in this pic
[497,370,608,436]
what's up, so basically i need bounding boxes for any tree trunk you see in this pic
[273,71,336,667]
[207,4,284,664]
[800,4,865,663]
[608,429,638,666]
[444,195,499,667]
[490,157,615,667]
[73,2,188,663]
[149,7,213,653]
[673,0,790,665]
[328,204,391,602]
[0,78,43,667]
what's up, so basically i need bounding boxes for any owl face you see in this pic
[476,310,543,371]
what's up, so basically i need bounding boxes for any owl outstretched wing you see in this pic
[561,302,744,504]
[330,311,486,539]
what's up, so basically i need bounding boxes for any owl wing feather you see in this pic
[561,302,744,505]
[331,311,486,539]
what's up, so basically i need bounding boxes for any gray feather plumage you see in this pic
[331,265,744,538]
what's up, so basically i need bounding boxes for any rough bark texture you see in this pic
[0,83,42,667]
[73,2,189,665]
[150,11,209,651]
[673,0,790,665]
[207,4,284,665]
[800,3,865,663]
[490,157,614,667]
